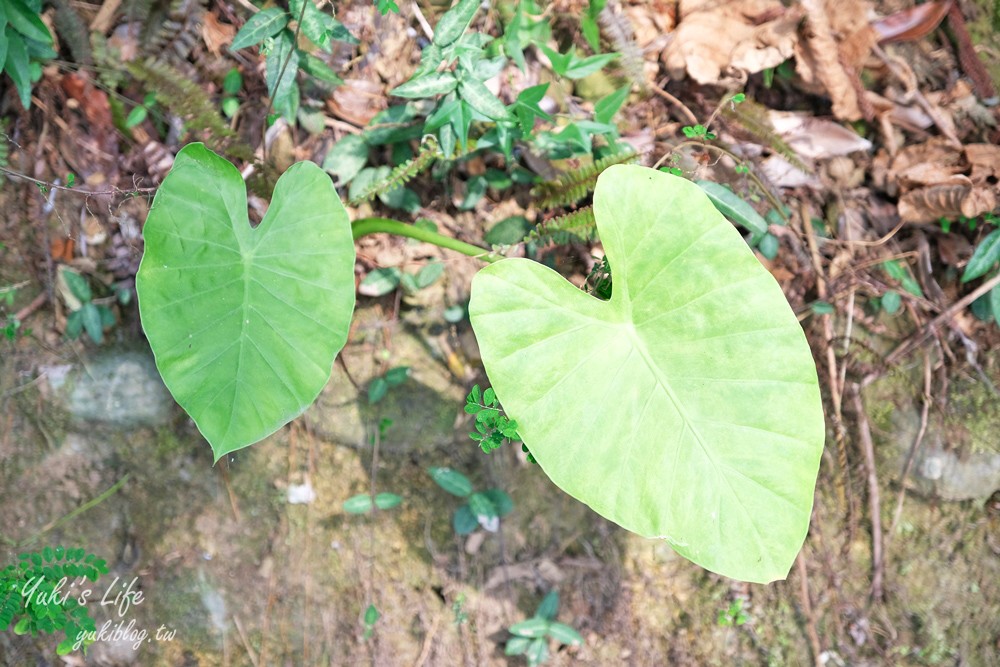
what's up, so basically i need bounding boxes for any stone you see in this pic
[54,348,173,428]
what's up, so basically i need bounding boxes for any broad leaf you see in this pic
[458,77,510,121]
[391,72,458,99]
[137,144,355,459]
[6,0,51,45]
[509,618,550,638]
[962,228,1000,283]
[428,467,472,497]
[469,165,824,583]
[4,27,31,109]
[433,0,479,47]
[696,180,768,241]
[230,8,288,51]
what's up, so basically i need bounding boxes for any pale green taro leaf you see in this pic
[469,165,824,583]
[137,143,355,460]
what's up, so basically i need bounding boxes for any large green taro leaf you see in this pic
[137,143,355,460]
[469,165,824,583]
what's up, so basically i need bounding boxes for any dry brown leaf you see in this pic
[662,0,800,85]
[898,183,971,222]
[960,187,997,219]
[966,144,1000,182]
[795,0,868,120]
[201,12,235,57]
[327,78,385,126]
[886,137,962,193]
[937,233,973,266]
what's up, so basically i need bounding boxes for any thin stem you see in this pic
[19,473,131,547]
[0,166,156,196]
[352,218,502,263]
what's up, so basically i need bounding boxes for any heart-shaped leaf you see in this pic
[469,165,824,583]
[137,143,355,460]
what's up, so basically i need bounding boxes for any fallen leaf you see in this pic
[663,0,801,85]
[201,12,235,56]
[768,112,873,160]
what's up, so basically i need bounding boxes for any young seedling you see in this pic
[464,384,522,454]
[505,590,583,665]
[427,467,513,535]
[60,268,117,344]
[367,366,411,404]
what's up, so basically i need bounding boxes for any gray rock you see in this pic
[878,379,1000,502]
[54,349,173,428]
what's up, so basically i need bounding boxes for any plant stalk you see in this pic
[352,217,502,262]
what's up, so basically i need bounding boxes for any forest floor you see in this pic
[2,0,1000,665]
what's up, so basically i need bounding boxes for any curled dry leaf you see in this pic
[795,0,874,121]
[327,78,385,126]
[662,0,801,86]
[201,12,235,57]
[871,0,952,44]
[887,138,1000,222]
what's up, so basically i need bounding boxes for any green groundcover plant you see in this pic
[136,143,824,583]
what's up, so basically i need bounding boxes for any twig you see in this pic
[232,614,260,667]
[873,271,1000,376]
[19,474,130,547]
[849,384,884,602]
[411,1,434,41]
[887,354,932,541]
[0,166,156,196]
[650,82,698,125]
[413,611,442,667]
[14,291,46,322]
[871,44,962,147]
[217,461,243,522]
[796,552,822,666]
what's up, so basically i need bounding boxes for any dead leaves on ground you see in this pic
[873,138,1000,223]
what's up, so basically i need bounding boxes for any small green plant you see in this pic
[1,0,56,109]
[367,366,411,404]
[229,0,354,120]
[877,259,923,316]
[427,467,513,535]
[717,598,750,627]
[464,384,522,455]
[361,603,379,640]
[220,68,243,118]
[682,124,716,140]
[451,593,469,626]
[0,547,108,655]
[124,92,158,129]
[960,214,1000,324]
[505,590,583,666]
[61,268,117,344]
[342,492,403,514]
[1,281,25,340]
[321,0,628,211]
[359,261,445,298]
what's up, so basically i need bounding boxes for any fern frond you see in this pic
[126,57,236,151]
[527,207,598,246]
[531,147,639,209]
[598,1,645,92]
[348,137,441,206]
[144,0,207,64]
[721,99,811,174]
